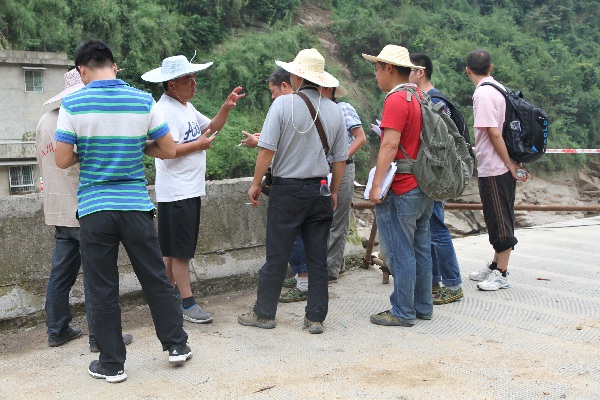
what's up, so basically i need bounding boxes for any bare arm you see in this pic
[144,133,176,159]
[206,86,246,133]
[172,129,218,157]
[248,147,275,206]
[55,141,79,169]
[347,126,367,158]
[487,127,527,182]
[369,128,401,203]
[329,161,346,210]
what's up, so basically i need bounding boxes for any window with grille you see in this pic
[9,165,35,193]
[24,70,43,92]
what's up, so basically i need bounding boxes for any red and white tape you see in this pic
[545,149,600,154]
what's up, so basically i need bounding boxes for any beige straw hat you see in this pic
[334,85,348,98]
[275,48,339,88]
[362,45,424,69]
[43,69,85,105]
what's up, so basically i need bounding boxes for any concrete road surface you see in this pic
[1,217,599,400]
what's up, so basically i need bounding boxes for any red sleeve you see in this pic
[380,92,409,133]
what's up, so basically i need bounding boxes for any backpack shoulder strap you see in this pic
[480,82,509,98]
[295,91,329,155]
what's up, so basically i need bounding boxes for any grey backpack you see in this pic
[390,86,474,201]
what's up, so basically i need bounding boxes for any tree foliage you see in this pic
[1,0,598,179]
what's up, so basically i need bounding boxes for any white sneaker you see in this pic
[469,265,494,281]
[477,270,510,291]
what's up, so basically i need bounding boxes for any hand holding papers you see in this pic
[364,162,397,201]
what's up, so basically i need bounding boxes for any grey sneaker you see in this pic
[283,277,297,288]
[90,333,133,353]
[237,311,276,329]
[303,316,324,334]
[469,265,494,281]
[369,310,414,327]
[182,304,213,324]
[168,344,192,366]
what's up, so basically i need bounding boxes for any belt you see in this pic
[272,177,323,185]
[346,159,354,165]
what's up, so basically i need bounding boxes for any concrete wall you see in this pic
[0,178,363,323]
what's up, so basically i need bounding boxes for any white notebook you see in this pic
[364,162,397,200]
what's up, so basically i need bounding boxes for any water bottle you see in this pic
[516,168,527,179]
[320,179,331,196]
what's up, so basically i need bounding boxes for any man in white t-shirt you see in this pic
[142,56,245,323]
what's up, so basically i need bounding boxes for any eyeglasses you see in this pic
[373,63,386,74]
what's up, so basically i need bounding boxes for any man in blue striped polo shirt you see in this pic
[55,39,191,383]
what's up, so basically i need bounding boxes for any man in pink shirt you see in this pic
[466,49,528,291]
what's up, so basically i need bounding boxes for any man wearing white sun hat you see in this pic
[362,45,434,327]
[238,48,348,334]
[142,55,245,324]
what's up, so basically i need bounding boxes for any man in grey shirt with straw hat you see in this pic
[238,48,348,334]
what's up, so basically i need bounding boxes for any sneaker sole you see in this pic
[478,284,510,291]
[169,351,192,366]
[433,294,464,305]
[88,368,127,383]
[183,314,213,324]
[237,316,276,329]
[278,295,308,303]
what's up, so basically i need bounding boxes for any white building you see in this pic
[0,50,73,196]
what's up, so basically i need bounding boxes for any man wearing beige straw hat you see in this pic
[36,68,133,353]
[362,45,434,327]
[238,48,348,334]
[142,55,245,324]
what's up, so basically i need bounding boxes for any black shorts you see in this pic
[157,197,201,259]
[478,171,518,253]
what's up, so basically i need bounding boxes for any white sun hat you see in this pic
[362,45,424,69]
[43,69,85,105]
[141,55,213,83]
[275,48,339,88]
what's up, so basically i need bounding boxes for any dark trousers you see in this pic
[478,171,518,253]
[254,180,334,323]
[79,210,188,373]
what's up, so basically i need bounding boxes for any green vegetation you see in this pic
[2,0,598,182]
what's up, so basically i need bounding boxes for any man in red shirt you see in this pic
[363,45,434,326]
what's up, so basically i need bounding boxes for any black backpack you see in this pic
[428,90,475,160]
[481,82,549,163]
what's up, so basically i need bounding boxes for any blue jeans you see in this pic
[289,234,308,275]
[254,180,333,322]
[45,226,93,339]
[430,201,462,286]
[375,188,433,323]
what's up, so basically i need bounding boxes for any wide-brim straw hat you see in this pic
[362,45,424,70]
[334,85,348,98]
[275,48,339,88]
[44,69,85,105]
[141,55,213,83]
